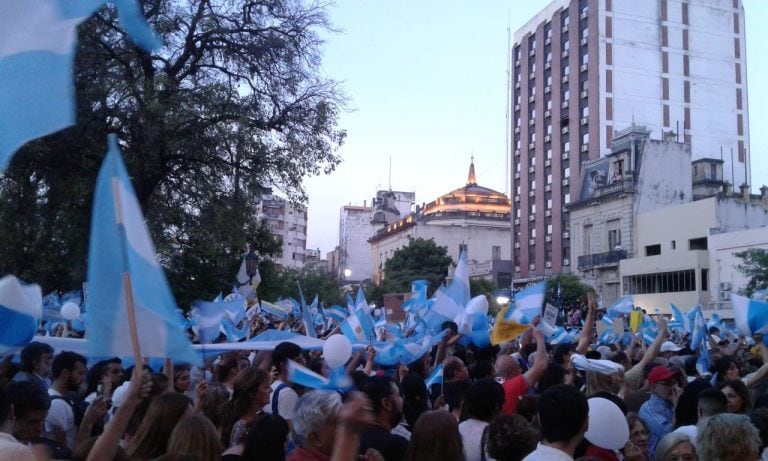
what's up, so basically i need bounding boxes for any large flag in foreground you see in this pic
[424,251,470,332]
[0,0,161,172]
[86,135,198,364]
[0,275,42,354]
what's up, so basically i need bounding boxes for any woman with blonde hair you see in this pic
[167,414,222,461]
[697,413,761,461]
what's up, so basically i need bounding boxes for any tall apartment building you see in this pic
[511,0,750,285]
[258,192,308,270]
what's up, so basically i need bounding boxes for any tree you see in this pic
[735,248,768,297]
[544,273,593,311]
[0,0,345,303]
[258,266,343,306]
[380,237,453,296]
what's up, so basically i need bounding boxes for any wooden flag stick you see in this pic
[122,272,143,368]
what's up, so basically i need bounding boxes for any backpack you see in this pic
[50,394,89,427]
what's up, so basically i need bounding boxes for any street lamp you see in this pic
[245,249,259,280]
[343,268,352,279]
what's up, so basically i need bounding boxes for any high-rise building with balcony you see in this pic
[511,0,750,285]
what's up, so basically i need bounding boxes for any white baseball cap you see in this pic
[660,341,682,353]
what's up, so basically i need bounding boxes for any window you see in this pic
[546,52,552,62]
[492,246,501,260]
[645,244,661,256]
[546,75,553,86]
[564,167,570,178]
[547,199,553,209]
[546,148,552,159]
[547,99,553,110]
[671,240,676,250]
[582,53,588,64]
[547,174,552,184]
[563,89,570,100]
[564,193,571,204]
[531,62,536,73]
[701,269,709,291]
[531,204,536,214]
[582,133,589,144]
[547,124,553,135]
[564,141,570,152]
[564,40,570,51]
[582,28,588,39]
[709,164,718,180]
[564,65,570,76]
[582,106,589,118]
[608,229,621,250]
[547,224,553,234]
[583,224,592,254]
[689,237,708,250]
[531,228,537,238]
[531,180,536,190]
[530,132,536,142]
[563,15,570,27]
[623,270,696,294]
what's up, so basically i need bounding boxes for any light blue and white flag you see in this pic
[298,285,317,339]
[696,344,712,376]
[504,280,547,323]
[423,252,470,333]
[260,300,291,320]
[287,359,352,391]
[607,295,634,315]
[341,309,375,344]
[549,326,573,345]
[324,305,348,323]
[707,313,724,332]
[221,317,249,343]
[86,135,198,364]
[354,287,371,315]
[190,294,247,344]
[0,275,42,354]
[374,330,447,366]
[425,363,444,387]
[733,294,768,337]
[669,303,686,332]
[402,280,429,315]
[0,0,161,172]
[690,306,707,351]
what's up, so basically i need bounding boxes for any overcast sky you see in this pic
[303,0,768,255]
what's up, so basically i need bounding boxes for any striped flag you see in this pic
[0,275,42,354]
[340,309,375,344]
[733,294,768,336]
[607,295,634,315]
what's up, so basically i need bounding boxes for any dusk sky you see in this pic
[303,0,768,255]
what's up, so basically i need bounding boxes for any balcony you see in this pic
[577,249,629,270]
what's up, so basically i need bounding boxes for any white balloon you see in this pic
[465,295,489,315]
[323,334,352,368]
[60,302,80,321]
[585,397,629,450]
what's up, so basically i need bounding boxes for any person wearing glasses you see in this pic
[638,366,682,456]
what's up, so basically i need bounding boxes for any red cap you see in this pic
[648,366,680,384]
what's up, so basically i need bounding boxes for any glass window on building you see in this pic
[492,246,501,260]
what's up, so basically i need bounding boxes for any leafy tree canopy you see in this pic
[735,248,768,297]
[0,0,345,304]
[544,273,594,311]
[380,237,453,296]
[259,266,343,307]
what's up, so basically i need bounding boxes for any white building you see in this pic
[370,160,512,286]
[258,193,308,270]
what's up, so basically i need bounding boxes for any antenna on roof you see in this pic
[388,155,392,191]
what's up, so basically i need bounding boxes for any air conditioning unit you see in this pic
[530,263,536,270]
[545,210,552,216]
[514,103,520,111]
[544,135,552,143]
[563,231,570,239]
[580,10,588,19]
[514,126,520,134]
[562,100,569,109]
[515,266,521,272]
[544,86,551,94]
[529,215,535,221]
[529,142,535,149]
[514,172,520,179]
[515,60,520,67]
[529,95,536,103]
[563,178,570,186]
[563,258,570,265]
[545,158,552,166]
[546,261,553,268]
[561,50,569,58]
[515,81,520,89]
[562,126,569,134]
[529,49,536,57]
[529,118,536,126]
[563,152,569,160]
[514,149,520,156]
[529,190,536,197]
[580,64,588,72]
[580,37,588,46]
[545,37,551,46]
[580,90,588,99]
[562,75,569,83]
[515,242,521,249]
[529,72,535,79]
[514,196,520,202]
[545,184,552,192]
[514,218,520,225]
[562,25,568,34]
[545,61,551,70]
[581,144,589,152]
[581,117,588,125]
[545,110,551,118]
[720,282,732,291]
[719,291,732,301]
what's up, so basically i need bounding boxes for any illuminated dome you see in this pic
[421,157,511,219]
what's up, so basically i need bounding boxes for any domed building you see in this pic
[369,159,512,285]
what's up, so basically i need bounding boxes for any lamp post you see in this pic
[245,248,259,282]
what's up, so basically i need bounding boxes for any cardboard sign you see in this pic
[543,304,559,327]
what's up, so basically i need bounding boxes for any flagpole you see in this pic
[112,176,143,367]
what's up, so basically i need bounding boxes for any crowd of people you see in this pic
[2,293,768,461]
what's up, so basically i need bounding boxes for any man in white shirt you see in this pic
[263,342,302,426]
[44,351,87,454]
[523,384,588,461]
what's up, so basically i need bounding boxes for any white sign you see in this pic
[543,304,559,327]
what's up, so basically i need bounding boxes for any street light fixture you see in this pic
[343,268,352,279]
[245,249,259,279]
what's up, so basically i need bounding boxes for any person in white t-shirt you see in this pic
[263,342,303,429]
